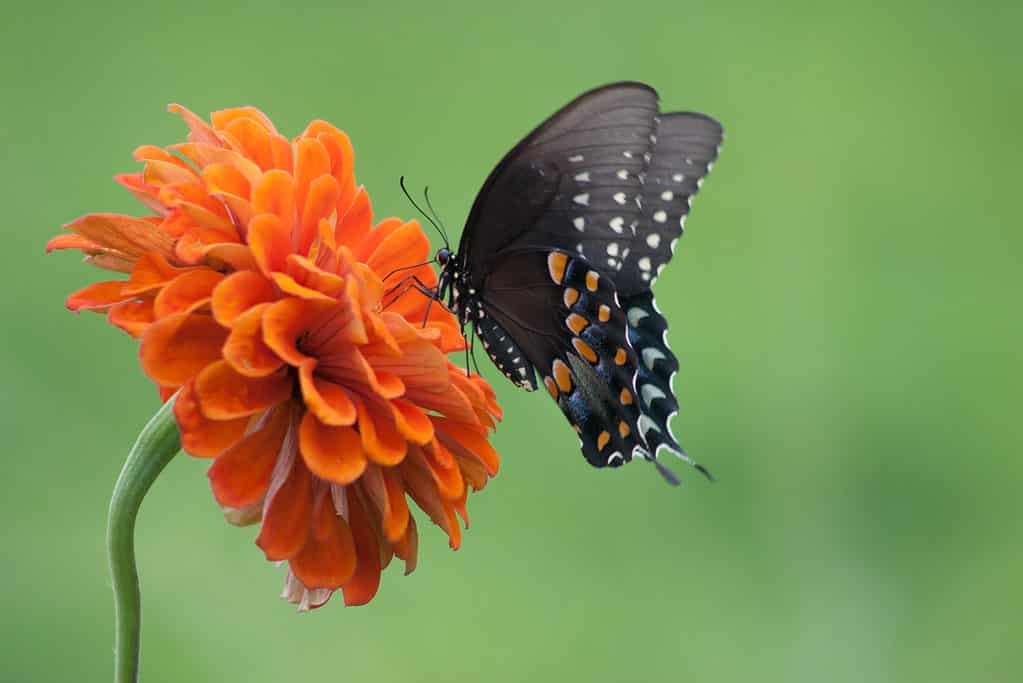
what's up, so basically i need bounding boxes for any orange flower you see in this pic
[49,105,502,609]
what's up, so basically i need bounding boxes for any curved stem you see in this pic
[107,396,181,683]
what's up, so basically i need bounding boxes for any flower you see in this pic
[49,105,502,609]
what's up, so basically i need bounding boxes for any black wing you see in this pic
[480,248,649,468]
[458,82,722,295]
[459,82,722,479]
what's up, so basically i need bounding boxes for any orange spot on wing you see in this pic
[552,359,572,393]
[547,252,568,284]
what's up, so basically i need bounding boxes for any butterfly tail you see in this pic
[622,290,709,479]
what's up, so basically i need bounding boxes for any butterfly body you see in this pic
[435,82,722,481]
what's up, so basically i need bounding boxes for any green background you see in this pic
[3,1,1020,681]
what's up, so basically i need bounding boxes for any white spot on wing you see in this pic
[638,256,652,271]
[568,154,584,162]
[616,169,629,180]
[661,191,673,201]
[653,210,667,223]
[641,383,667,405]
[627,307,650,326]
[574,172,590,182]
[609,217,625,233]
[573,217,585,231]
[642,347,667,369]
[573,193,590,206]
[606,242,619,256]
[613,192,627,205]
[646,233,661,248]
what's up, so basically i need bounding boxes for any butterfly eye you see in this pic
[435,248,452,266]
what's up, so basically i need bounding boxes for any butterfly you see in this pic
[420,82,722,484]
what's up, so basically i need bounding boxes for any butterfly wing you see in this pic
[479,248,648,468]
[458,82,722,477]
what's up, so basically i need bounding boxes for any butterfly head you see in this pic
[435,247,452,267]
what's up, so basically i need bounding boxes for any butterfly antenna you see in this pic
[400,176,449,247]
[423,186,451,247]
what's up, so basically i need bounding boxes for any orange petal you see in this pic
[365,220,430,280]
[298,411,367,484]
[298,361,356,426]
[66,281,128,312]
[270,272,335,302]
[173,143,262,184]
[334,187,373,250]
[256,451,314,561]
[202,162,251,199]
[294,137,331,210]
[195,360,292,420]
[124,251,200,296]
[341,489,382,606]
[174,381,249,458]
[248,213,290,275]
[400,459,461,549]
[108,298,155,337]
[353,396,407,466]
[290,490,357,590]
[65,213,175,259]
[153,269,224,318]
[390,399,434,445]
[299,175,340,254]
[208,406,289,507]
[168,103,224,147]
[432,417,500,477]
[270,133,293,172]
[211,270,276,326]
[174,226,241,265]
[391,514,419,575]
[251,170,296,235]
[115,173,168,215]
[139,313,227,386]
[262,298,319,366]
[211,107,278,135]
[362,465,410,543]
[203,242,258,271]
[46,234,101,253]
[221,116,275,170]
[223,303,284,377]
[302,120,355,195]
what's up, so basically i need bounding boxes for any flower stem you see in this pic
[107,395,181,683]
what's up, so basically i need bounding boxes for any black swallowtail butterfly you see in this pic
[427,82,723,484]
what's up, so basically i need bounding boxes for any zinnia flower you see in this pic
[49,105,502,609]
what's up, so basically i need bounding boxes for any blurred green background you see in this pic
[3,1,1020,681]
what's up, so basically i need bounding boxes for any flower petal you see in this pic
[222,303,284,377]
[298,411,366,485]
[174,381,249,458]
[341,490,382,606]
[433,417,500,477]
[208,406,289,507]
[390,398,434,445]
[139,313,227,386]
[108,298,155,338]
[257,448,314,561]
[353,396,407,466]
[66,281,128,312]
[362,465,410,544]
[248,213,290,275]
[195,360,291,420]
[252,170,296,234]
[211,270,276,327]
[290,489,357,590]
[263,298,320,366]
[392,514,419,575]
[65,213,175,259]
[153,269,224,318]
[298,361,356,426]
[334,187,373,249]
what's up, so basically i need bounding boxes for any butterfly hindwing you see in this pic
[480,249,649,467]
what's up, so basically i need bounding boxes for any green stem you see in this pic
[106,395,181,683]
